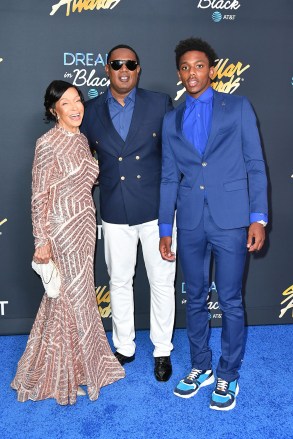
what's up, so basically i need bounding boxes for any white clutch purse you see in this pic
[32,259,61,298]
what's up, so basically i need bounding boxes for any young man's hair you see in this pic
[175,37,218,69]
[107,44,140,65]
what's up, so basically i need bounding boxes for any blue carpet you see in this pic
[1,326,293,439]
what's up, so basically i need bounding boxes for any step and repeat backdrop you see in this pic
[0,0,292,334]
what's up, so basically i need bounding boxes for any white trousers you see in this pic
[102,219,176,357]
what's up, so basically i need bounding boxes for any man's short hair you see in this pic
[175,37,218,69]
[107,44,140,65]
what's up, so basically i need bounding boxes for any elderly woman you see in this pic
[11,80,124,405]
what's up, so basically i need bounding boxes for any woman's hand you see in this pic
[33,243,52,264]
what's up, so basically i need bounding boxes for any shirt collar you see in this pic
[106,86,137,104]
[185,86,214,107]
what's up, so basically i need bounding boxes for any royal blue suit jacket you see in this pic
[159,91,268,230]
[81,88,173,225]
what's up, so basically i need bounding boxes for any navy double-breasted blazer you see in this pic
[159,90,268,230]
[81,88,173,225]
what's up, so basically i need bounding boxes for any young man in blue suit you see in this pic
[81,45,176,381]
[159,38,268,410]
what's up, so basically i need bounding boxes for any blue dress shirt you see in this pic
[106,87,136,141]
[183,87,213,155]
[159,87,268,237]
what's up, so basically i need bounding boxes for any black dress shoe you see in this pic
[154,356,172,382]
[114,351,135,366]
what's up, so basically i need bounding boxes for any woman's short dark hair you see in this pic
[175,38,218,69]
[44,80,84,123]
[107,44,140,65]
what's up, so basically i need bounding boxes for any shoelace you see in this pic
[186,369,203,380]
[216,378,229,393]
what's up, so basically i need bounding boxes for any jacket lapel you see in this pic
[122,89,145,153]
[94,97,125,154]
[204,90,226,157]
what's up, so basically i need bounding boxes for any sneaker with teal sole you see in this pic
[210,378,239,411]
[174,369,215,398]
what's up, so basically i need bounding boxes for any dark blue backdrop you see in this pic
[0,0,292,334]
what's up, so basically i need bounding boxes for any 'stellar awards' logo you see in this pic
[197,0,240,22]
[50,0,121,16]
[96,286,111,318]
[0,218,7,237]
[63,52,109,99]
[175,57,250,101]
[279,285,293,319]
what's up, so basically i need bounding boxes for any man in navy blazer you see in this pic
[159,38,268,410]
[81,44,176,381]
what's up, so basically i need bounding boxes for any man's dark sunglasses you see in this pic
[109,60,138,71]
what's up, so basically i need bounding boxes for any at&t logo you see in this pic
[212,11,222,21]
[212,11,236,22]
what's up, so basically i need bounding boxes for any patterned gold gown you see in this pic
[11,125,125,405]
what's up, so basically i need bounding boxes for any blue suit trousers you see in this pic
[178,203,246,381]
